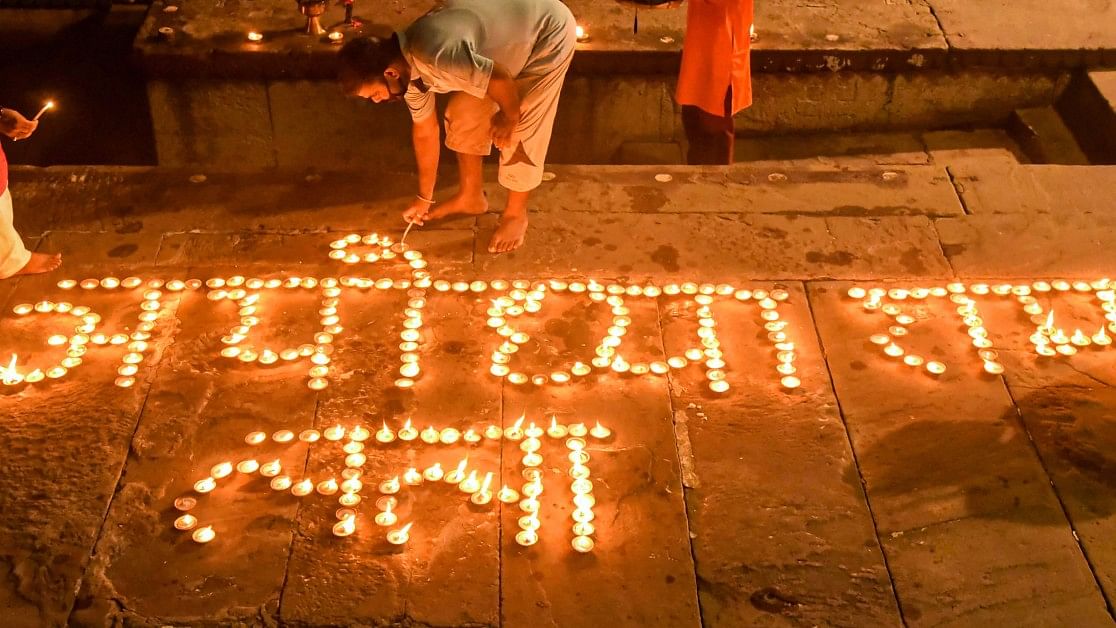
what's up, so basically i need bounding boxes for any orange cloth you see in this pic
[675,0,753,117]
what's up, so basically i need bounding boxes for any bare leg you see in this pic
[425,152,489,221]
[9,252,62,277]
[488,189,529,253]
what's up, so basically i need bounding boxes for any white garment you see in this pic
[0,187,31,279]
[400,0,576,122]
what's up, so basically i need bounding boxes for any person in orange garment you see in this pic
[675,0,753,164]
[0,106,61,279]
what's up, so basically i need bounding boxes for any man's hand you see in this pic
[491,110,519,150]
[0,108,38,141]
[402,196,434,226]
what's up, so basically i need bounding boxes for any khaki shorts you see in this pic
[443,41,575,192]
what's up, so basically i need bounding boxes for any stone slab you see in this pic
[474,212,952,282]
[949,162,1116,214]
[497,292,700,627]
[660,283,901,626]
[132,0,962,77]
[279,290,502,625]
[735,131,931,166]
[529,165,962,217]
[0,235,166,626]
[927,0,1116,66]
[1013,387,1116,606]
[7,167,477,236]
[885,515,1111,627]
[934,213,1116,278]
[808,281,1112,625]
[148,81,276,168]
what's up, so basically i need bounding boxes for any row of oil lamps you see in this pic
[4,284,163,388]
[850,281,1114,374]
[173,417,612,552]
[0,231,809,392]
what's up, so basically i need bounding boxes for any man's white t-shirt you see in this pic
[398,0,575,121]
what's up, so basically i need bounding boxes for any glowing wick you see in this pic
[32,101,54,121]
[174,514,197,531]
[575,24,589,42]
[247,31,263,43]
[1093,325,1112,346]
[444,457,469,484]
[192,526,216,543]
[386,522,413,545]
[332,515,356,537]
[375,502,397,526]
[589,421,612,439]
[376,422,396,443]
[1,355,21,385]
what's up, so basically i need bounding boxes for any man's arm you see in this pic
[401,112,441,225]
[486,63,520,149]
[412,113,440,201]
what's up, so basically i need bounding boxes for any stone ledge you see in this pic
[131,0,1114,81]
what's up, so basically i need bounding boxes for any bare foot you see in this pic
[11,252,62,277]
[425,191,489,222]
[488,213,528,253]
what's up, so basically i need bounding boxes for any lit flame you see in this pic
[453,456,468,475]
[399,522,413,535]
[512,415,525,430]
[403,417,413,430]
[479,472,494,494]
[1,354,18,385]
[1044,311,1054,330]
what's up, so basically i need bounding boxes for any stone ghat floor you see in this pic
[2,162,1116,627]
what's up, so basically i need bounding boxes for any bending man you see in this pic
[338,0,577,253]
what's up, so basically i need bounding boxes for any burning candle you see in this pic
[247,31,264,43]
[270,475,293,491]
[420,426,440,444]
[423,463,444,482]
[571,536,595,553]
[459,470,481,494]
[323,424,346,441]
[333,516,356,537]
[299,429,321,443]
[273,430,295,443]
[244,431,267,445]
[260,460,282,477]
[589,421,611,439]
[403,467,423,485]
[210,462,233,479]
[174,496,197,511]
[376,422,396,443]
[317,478,339,495]
[193,477,217,494]
[546,417,568,439]
[236,459,260,474]
[386,522,413,545]
[192,526,216,543]
[498,485,520,503]
[444,457,469,484]
[1093,325,1112,346]
[375,502,397,526]
[174,514,198,531]
[398,419,418,441]
[504,416,526,441]
[515,530,538,546]
[379,476,401,494]
[1070,329,1092,347]
[292,478,314,496]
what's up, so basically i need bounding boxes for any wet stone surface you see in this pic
[0,165,1114,626]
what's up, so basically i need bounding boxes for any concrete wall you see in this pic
[148,69,1070,169]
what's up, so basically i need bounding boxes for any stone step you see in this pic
[1057,70,1116,164]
